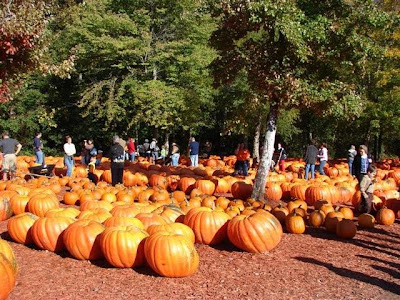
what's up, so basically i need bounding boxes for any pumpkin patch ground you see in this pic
[0,188,399,299]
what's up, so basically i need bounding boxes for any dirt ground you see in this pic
[1,193,399,300]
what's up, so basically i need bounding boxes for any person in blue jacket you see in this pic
[189,137,199,167]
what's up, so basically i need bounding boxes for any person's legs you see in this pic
[35,151,43,164]
[348,160,353,175]
[129,153,135,162]
[172,154,178,166]
[117,166,124,184]
[190,155,195,167]
[111,164,118,186]
[195,155,198,167]
[365,193,373,214]
[311,164,315,179]
[65,156,73,177]
[305,164,310,180]
[243,160,248,176]
[319,161,326,175]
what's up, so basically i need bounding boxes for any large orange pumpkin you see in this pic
[0,194,13,221]
[0,253,16,300]
[227,211,282,253]
[144,231,199,277]
[7,213,39,245]
[63,219,105,260]
[194,179,216,195]
[100,225,148,268]
[27,194,59,217]
[147,223,195,244]
[31,217,75,252]
[183,207,230,245]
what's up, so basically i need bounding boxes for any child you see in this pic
[359,165,376,214]
[87,155,97,184]
[160,145,166,164]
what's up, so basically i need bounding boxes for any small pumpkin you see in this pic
[308,210,325,228]
[285,212,306,234]
[358,213,375,229]
[376,207,395,226]
[336,219,357,239]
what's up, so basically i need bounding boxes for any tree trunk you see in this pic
[164,132,170,156]
[377,129,383,161]
[251,106,278,201]
[252,114,262,164]
[153,67,158,81]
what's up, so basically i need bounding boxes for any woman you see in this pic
[234,143,250,176]
[352,145,372,182]
[347,145,357,175]
[317,143,328,175]
[127,137,136,162]
[64,136,76,177]
[304,140,318,180]
[109,136,125,186]
[277,143,287,172]
[171,142,180,166]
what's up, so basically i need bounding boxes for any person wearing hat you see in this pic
[171,142,180,166]
[0,131,22,181]
[143,139,151,161]
[109,136,125,186]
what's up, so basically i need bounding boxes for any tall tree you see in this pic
[211,0,394,200]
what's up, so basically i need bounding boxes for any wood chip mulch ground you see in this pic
[1,190,399,300]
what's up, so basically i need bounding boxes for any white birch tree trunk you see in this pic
[251,107,278,201]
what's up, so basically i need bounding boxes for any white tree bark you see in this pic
[252,114,262,164]
[251,107,278,201]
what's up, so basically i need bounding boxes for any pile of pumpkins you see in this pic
[0,155,399,280]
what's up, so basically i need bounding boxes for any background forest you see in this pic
[1,0,400,159]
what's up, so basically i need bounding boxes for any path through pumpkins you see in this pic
[1,191,399,300]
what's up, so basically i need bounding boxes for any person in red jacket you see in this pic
[127,137,136,162]
[234,143,250,176]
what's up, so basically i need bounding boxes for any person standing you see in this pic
[109,136,125,186]
[348,145,357,175]
[63,136,76,177]
[234,143,250,176]
[127,137,136,162]
[204,141,212,158]
[87,155,97,184]
[359,166,376,214]
[304,140,318,180]
[143,139,151,161]
[33,132,44,165]
[189,137,199,167]
[352,145,372,182]
[171,142,180,166]
[0,132,22,181]
[150,138,159,164]
[317,143,328,175]
[277,143,287,172]
[160,145,166,163]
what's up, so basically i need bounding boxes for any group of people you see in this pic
[0,131,379,214]
[304,140,375,214]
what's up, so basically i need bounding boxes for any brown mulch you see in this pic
[1,190,399,299]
